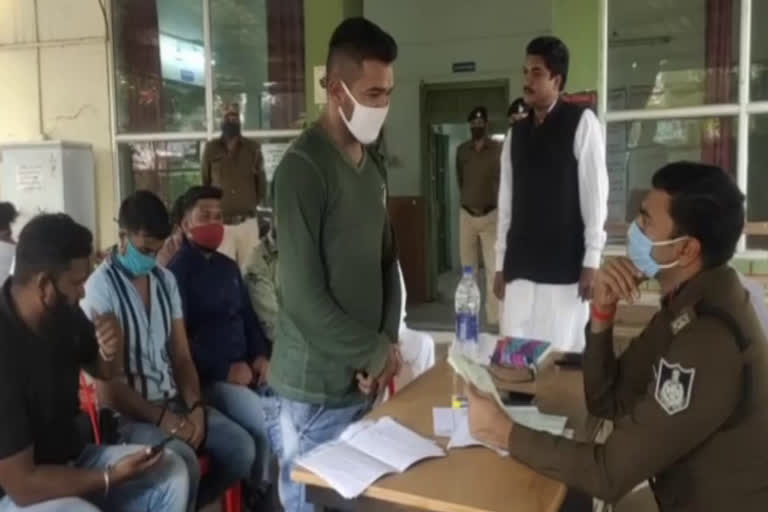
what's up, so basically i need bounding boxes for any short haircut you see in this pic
[507,98,527,117]
[118,190,171,240]
[527,36,570,91]
[14,213,93,284]
[651,162,745,269]
[326,17,398,78]
[179,186,223,219]
[0,202,18,232]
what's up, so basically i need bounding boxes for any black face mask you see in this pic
[221,120,241,138]
[471,127,486,140]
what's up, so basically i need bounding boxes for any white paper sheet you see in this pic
[297,441,394,499]
[448,346,505,409]
[432,407,456,437]
[342,417,445,473]
[440,406,568,456]
[297,416,445,499]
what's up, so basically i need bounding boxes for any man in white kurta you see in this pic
[494,36,608,353]
[394,263,436,390]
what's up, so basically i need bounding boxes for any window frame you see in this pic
[599,0,768,257]
[107,0,303,204]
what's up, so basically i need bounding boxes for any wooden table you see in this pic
[292,355,598,512]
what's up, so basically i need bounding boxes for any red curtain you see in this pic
[266,0,306,128]
[702,0,734,174]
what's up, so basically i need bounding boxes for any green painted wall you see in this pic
[552,0,600,93]
[303,0,363,123]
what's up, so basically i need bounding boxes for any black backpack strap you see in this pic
[693,302,752,429]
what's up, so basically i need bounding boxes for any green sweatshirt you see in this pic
[270,124,401,406]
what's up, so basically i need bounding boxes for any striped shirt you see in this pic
[81,255,183,401]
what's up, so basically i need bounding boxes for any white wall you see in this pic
[365,0,552,196]
[0,0,116,246]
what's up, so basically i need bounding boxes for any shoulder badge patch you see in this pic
[670,310,693,335]
[654,358,695,415]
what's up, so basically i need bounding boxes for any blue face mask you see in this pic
[627,221,688,278]
[117,239,157,277]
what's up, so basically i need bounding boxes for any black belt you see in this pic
[462,205,496,217]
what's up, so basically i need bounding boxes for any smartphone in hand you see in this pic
[149,436,174,456]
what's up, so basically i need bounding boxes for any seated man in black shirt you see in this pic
[0,214,190,512]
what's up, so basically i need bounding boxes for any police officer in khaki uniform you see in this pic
[201,102,267,268]
[456,106,502,327]
[467,161,768,510]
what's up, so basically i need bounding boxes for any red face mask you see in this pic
[189,223,224,251]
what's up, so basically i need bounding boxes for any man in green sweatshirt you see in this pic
[269,17,402,512]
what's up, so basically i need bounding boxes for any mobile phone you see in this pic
[555,352,583,368]
[149,436,174,456]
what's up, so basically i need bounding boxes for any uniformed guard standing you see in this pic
[467,161,768,510]
[201,102,267,269]
[456,106,502,328]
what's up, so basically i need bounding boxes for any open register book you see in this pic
[296,416,446,499]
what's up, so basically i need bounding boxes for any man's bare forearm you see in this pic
[174,356,202,408]
[0,449,106,508]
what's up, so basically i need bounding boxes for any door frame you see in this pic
[419,79,510,300]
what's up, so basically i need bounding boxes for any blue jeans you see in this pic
[119,405,255,511]
[0,444,189,512]
[272,397,369,512]
[204,382,272,483]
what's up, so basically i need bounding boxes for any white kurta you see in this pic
[394,263,435,391]
[495,107,609,352]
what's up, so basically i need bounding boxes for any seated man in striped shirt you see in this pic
[81,191,256,511]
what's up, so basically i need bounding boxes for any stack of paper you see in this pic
[296,416,445,499]
[448,346,505,408]
[433,406,568,456]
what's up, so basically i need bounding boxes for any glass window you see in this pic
[113,0,207,133]
[606,117,736,243]
[118,136,294,206]
[117,141,204,206]
[751,0,768,101]
[747,115,768,249]
[211,0,305,131]
[607,0,740,110]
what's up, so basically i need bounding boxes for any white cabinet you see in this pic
[0,141,97,238]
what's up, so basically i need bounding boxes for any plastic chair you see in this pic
[78,372,242,512]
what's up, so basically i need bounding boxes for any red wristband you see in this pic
[591,304,617,322]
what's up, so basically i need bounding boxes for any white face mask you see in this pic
[338,81,389,144]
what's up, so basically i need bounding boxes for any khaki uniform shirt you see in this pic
[507,266,768,510]
[244,235,278,344]
[456,138,502,213]
[201,137,267,219]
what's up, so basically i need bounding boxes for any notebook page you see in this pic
[343,416,445,473]
[296,440,396,499]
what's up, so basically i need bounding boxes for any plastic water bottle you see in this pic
[451,265,481,408]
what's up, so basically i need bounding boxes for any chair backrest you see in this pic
[78,372,101,445]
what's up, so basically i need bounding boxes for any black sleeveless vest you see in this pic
[503,101,585,284]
